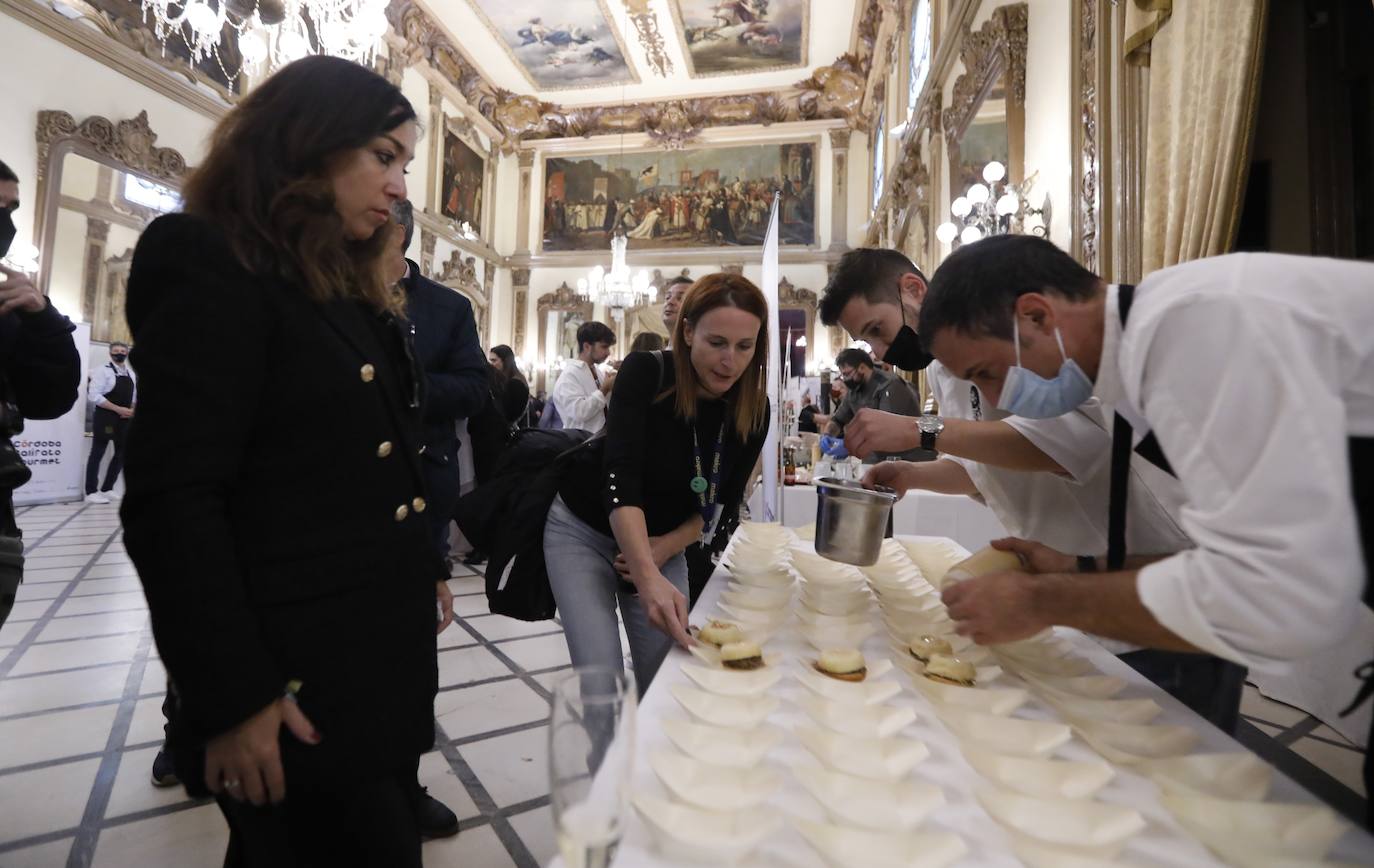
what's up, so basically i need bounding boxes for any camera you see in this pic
[0,398,29,629]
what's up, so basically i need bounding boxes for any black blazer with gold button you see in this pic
[120,214,443,783]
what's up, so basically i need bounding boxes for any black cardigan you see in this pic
[559,350,768,539]
[120,214,443,782]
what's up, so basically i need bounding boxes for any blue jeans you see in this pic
[544,496,688,695]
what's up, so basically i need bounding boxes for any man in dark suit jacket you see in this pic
[390,201,489,561]
[388,201,488,839]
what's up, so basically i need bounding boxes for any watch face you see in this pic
[918,416,941,434]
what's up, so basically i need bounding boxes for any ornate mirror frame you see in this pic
[536,282,594,392]
[434,249,491,347]
[941,3,1028,193]
[33,110,189,333]
[777,277,818,369]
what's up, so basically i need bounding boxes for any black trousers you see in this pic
[421,441,462,561]
[85,409,128,494]
[216,763,422,868]
[1118,648,1247,734]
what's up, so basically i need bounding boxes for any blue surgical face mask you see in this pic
[996,317,1094,418]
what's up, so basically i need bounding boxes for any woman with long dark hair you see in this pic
[488,343,525,383]
[547,273,770,691]
[121,57,449,865]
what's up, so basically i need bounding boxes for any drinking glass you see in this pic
[549,665,636,868]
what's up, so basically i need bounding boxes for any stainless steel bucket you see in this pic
[813,477,898,566]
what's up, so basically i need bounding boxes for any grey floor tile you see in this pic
[508,804,556,867]
[3,599,52,622]
[91,802,227,868]
[468,616,562,643]
[453,595,492,617]
[1291,736,1367,798]
[10,633,142,677]
[0,757,100,844]
[0,837,75,867]
[37,609,147,642]
[104,746,195,819]
[436,679,548,741]
[461,725,550,809]
[0,704,119,769]
[439,644,514,687]
[0,662,130,716]
[497,634,572,672]
[423,822,517,868]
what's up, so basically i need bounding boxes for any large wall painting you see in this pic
[670,0,808,77]
[541,141,817,251]
[466,0,638,90]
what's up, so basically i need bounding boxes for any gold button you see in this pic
[412,497,427,513]
[360,364,375,383]
[394,504,409,521]
[376,441,393,458]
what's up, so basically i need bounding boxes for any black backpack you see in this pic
[453,351,666,621]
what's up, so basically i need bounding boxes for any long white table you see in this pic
[748,485,1008,553]
[588,534,1374,868]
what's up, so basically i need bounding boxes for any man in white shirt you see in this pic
[553,320,617,434]
[916,235,1374,816]
[84,342,135,504]
[819,248,1248,729]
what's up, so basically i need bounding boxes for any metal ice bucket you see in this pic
[813,477,898,566]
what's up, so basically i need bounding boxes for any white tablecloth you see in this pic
[748,485,1008,553]
[580,535,1374,868]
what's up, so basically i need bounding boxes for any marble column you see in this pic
[829,127,851,252]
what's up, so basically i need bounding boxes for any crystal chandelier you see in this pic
[935,161,1052,249]
[139,0,390,82]
[576,232,656,322]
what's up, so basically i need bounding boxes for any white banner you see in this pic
[14,322,91,506]
[760,194,781,523]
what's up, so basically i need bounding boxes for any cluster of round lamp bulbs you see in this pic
[935,160,1021,246]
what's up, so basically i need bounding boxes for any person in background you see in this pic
[84,342,135,504]
[0,157,81,630]
[630,332,665,354]
[121,57,452,865]
[548,273,770,692]
[798,390,820,434]
[552,320,616,434]
[661,275,693,341]
[527,388,546,429]
[825,348,925,461]
[463,350,531,566]
[489,344,526,387]
[388,198,486,839]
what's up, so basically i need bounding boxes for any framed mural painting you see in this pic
[464,0,637,90]
[669,0,808,77]
[439,126,486,232]
[541,140,817,252]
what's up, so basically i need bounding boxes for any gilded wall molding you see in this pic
[941,3,1028,149]
[1071,0,1105,273]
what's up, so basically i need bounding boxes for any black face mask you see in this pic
[111,353,128,364]
[0,209,15,260]
[842,376,863,391]
[882,291,935,371]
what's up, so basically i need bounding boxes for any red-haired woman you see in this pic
[548,273,771,691]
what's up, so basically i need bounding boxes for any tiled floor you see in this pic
[0,501,584,867]
[0,501,1367,866]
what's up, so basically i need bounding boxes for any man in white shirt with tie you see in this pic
[553,320,617,434]
[916,235,1374,824]
[85,342,135,504]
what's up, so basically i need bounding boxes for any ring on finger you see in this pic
[224,779,241,790]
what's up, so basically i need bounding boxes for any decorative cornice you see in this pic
[537,282,592,315]
[0,0,229,120]
[511,267,532,287]
[828,128,851,150]
[38,111,189,186]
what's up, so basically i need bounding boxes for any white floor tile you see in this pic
[104,746,195,819]
[437,623,479,650]
[1311,723,1361,748]
[125,696,168,747]
[22,555,92,569]
[422,822,516,868]
[435,679,548,741]
[139,658,168,697]
[3,599,52,622]
[22,567,81,583]
[439,645,514,688]
[461,725,550,809]
[453,595,491,617]
[0,704,118,769]
[529,669,571,695]
[1290,736,1367,798]
[70,576,145,597]
[0,663,129,716]
[92,803,227,868]
[55,591,148,618]
[507,804,556,867]
[468,616,562,643]
[447,576,485,596]
[84,563,140,580]
[37,610,147,642]
[0,758,100,844]
[32,544,104,557]
[10,633,142,677]
[417,750,481,822]
[14,580,66,600]
[0,837,75,866]
[497,634,571,672]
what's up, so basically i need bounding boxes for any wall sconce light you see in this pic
[936,161,1052,249]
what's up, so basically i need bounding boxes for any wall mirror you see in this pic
[942,4,1027,197]
[777,277,817,373]
[537,281,594,391]
[34,111,188,344]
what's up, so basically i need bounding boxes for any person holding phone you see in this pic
[120,57,451,866]
[546,273,770,692]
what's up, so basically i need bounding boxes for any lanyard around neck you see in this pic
[691,417,727,523]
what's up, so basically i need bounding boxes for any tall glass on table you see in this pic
[549,665,636,868]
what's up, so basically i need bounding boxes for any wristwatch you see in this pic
[917,415,945,452]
